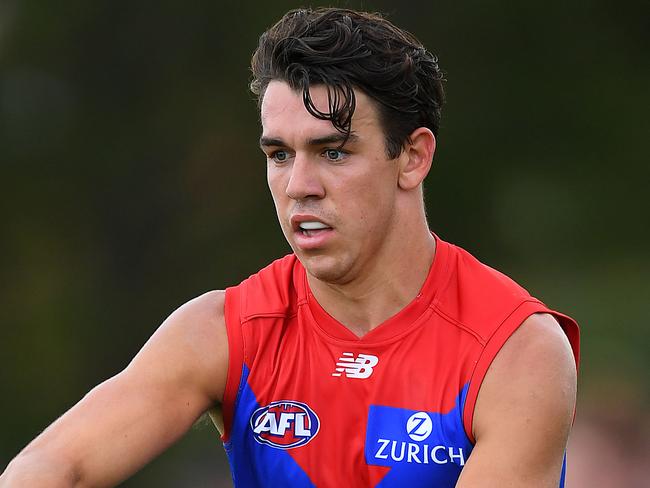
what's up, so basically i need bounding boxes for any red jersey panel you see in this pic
[220,236,579,487]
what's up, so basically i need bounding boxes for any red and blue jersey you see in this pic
[220,236,580,487]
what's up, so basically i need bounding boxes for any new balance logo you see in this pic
[331,352,379,379]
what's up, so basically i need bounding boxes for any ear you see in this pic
[397,127,436,191]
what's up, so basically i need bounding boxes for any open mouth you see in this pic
[298,221,332,237]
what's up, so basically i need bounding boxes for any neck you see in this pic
[307,218,436,338]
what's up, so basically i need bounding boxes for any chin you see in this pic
[299,253,352,285]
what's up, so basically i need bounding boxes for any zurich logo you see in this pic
[406,411,433,441]
[250,400,320,449]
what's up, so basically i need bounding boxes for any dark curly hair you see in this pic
[250,7,445,159]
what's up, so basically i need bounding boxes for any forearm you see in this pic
[0,450,82,488]
[2,292,227,488]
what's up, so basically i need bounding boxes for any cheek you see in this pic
[340,170,396,227]
[267,171,286,208]
[361,162,397,200]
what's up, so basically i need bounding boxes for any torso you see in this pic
[219,236,579,487]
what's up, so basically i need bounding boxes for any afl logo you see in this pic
[250,400,320,449]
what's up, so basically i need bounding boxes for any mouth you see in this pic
[290,216,334,250]
[297,221,332,237]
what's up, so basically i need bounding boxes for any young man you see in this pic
[0,8,579,488]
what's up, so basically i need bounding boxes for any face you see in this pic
[260,81,405,285]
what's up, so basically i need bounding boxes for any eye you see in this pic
[270,150,290,163]
[323,149,346,162]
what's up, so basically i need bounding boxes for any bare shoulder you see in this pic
[166,289,226,327]
[128,289,229,403]
[473,312,577,440]
[162,289,227,344]
[458,313,577,487]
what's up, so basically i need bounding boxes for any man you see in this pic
[0,7,578,487]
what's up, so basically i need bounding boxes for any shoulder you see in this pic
[437,241,578,351]
[456,313,578,486]
[438,240,580,442]
[437,241,538,340]
[232,253,301,321]
[127,290,229,402]
[474,312,577,442]
[159,290,227,349]
[169,289,226,326]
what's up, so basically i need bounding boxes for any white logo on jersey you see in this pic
[331,352,379,379]
[406,412,433,441]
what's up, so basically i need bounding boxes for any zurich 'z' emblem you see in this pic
[250,400,320,449]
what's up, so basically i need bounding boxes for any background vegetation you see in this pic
[1,0,648,485]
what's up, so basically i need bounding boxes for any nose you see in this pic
[285,156,325,200]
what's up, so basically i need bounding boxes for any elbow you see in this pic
[1,449,83,488]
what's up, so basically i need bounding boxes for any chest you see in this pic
[226,312,477,487]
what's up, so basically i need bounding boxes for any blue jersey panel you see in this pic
[366,384,473,487]
[224,365,316,488]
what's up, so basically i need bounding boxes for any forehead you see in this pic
[260,81,379,138]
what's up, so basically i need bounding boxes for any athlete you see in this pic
[0,8,578,488]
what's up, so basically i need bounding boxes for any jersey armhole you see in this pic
[220,284,245,442]
[461,300,580,444]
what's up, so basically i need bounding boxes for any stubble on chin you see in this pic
[301,253,357,287]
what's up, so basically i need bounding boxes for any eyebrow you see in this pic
[259,132,359,148]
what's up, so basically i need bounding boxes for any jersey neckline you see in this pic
[296,233,452,344]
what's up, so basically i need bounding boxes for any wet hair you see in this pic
[250,7,445,159]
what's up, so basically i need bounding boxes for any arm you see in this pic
[456,313,577,487]
[0,290,228,488]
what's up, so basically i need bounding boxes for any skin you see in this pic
[457,313,577,487]
[0,291,229,488]
[0,80,577,487]
[260,81,436,335]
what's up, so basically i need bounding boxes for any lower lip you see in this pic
[292,228,334,250]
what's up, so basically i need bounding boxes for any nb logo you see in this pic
[331,352,379,379]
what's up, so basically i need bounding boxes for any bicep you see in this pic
[17,290,229,488]
[457,313,577,488]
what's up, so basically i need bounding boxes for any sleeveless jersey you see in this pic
[220,236,580,487]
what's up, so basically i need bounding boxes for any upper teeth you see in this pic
[299,221,329,230]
